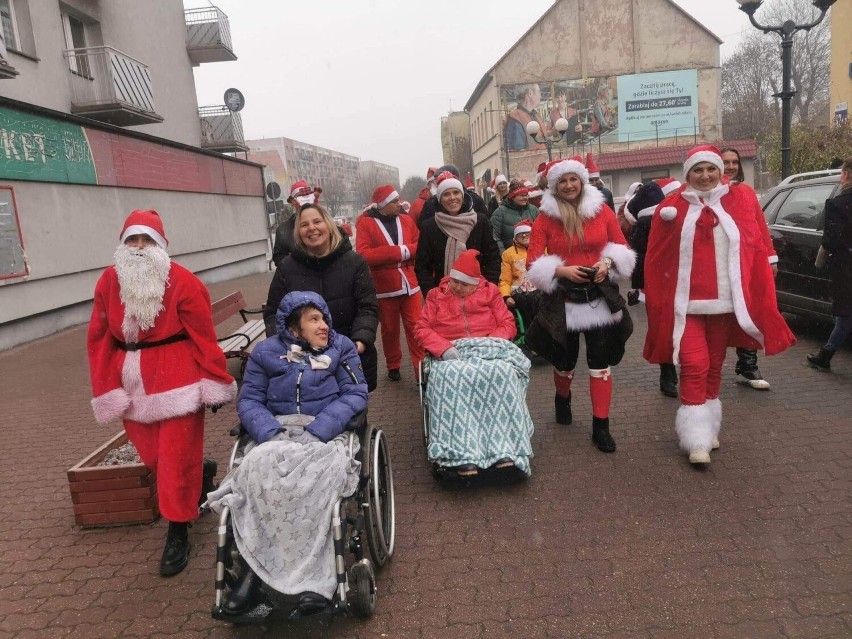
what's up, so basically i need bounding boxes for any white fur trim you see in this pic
[660,181,682,195]
[687,299,734,314]
[768,255,778,265]
[683,151,723,180]
[675,402,714,454]
[601,242,636,283]
[589,367,611,380]
[375,189,399,209]
[622,208,637,225]
[660,207,678,222]
[436,178,463,199]
[121,225,167,249]
[448,269,480,285]
[546,160,589,189]
[527,254,564,293]
[636,205,657,220]
[706,398,722,440]
[565,303,622,332]
[91,388,131,424]
[513,224,533,236]
[539,184,605,220]
[201,378,238,406]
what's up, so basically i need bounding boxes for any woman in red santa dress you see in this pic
[643,145,795,465]
[87,210,236,575]
[525,157,636,453]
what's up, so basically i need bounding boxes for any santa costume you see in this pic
[356,185,423,380]
[643,146,795,464]
[525,157,636,453]
[87,209,236,574]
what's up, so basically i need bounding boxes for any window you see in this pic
[62,12,89,76]
[641,169,669,183]
[0,0,19,51]
[774,184,836,230]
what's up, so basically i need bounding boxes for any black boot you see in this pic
[807,347,835,372]
[555,393,572,425]
[591,417,616,453]
[160,521,190,577]
[659,364,678,398]
[198,458,218,507]
[223,556,261,614]
[735,348,770,389]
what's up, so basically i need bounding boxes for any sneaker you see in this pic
[688,449,711,464]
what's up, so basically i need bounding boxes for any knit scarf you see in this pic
[435,210,477,276]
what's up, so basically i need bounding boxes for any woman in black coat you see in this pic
[414,172,501,297]
[808,158,852,372]
[265,203,380,390]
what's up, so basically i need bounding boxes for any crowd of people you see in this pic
[85,148,850,612]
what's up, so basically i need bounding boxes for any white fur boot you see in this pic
[675,403,714,464]
[707,398,722,450]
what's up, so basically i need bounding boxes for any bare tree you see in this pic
[356,180,380,211]
[399,175,425,203]
[319,177,351,217]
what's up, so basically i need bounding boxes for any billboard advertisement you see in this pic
[499,69,698,154]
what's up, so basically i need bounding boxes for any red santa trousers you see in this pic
[678,314,735,405]
[124,410,204,523]
[378,292,423,373]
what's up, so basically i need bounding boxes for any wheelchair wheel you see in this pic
[363,425,395,567]
[347,560,376,619]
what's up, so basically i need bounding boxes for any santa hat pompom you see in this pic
[659,207,678,222]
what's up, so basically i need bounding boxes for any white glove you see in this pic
[441,347,461,361]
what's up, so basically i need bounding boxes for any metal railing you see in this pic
[199,105,247,151]
[185,6,233,52]
[64,46,158,116]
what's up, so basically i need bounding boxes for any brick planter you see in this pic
[67,431,159,527]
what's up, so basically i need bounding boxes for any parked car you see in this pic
[760,171,842,321]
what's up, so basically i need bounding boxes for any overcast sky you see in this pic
[186,0,758,182]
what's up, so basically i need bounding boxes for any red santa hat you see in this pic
[465,173,475,190]
[507,179,529,200]
[585,152,601,178]
[435,171,464,199]
[371,184,399,209]
[426,166,438,183]
[120,209,168,249]
[513,219,533,236]
[449,249,482,285]
[288,180,320,206]
[683,145,724,180]
[545,155,589,190]
[655,177,682,196]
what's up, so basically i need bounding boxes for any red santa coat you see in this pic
[526,185,636,331]
[356,212,420,298]
[643,183,795,365]
[87,262,236,424]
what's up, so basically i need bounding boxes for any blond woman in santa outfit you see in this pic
[643,145,795,465]
[525,158,636,453]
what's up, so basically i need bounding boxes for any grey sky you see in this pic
[186,0,755,183]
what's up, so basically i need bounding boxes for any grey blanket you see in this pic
[208,422,360,599]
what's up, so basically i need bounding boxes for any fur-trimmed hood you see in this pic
[539,183,606,221]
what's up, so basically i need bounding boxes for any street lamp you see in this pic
[526,118,570,161]
[736,0,836,179]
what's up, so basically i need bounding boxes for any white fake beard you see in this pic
[113,243,171,333]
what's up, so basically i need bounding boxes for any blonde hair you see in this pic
[557,188,585,244]
[293,203,343,255]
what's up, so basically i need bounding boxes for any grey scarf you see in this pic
[435,210,477,276]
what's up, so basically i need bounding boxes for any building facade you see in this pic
[0,0,267,350]
[440,112,473,182]
[464,0,726,197]
[829,0,851,126]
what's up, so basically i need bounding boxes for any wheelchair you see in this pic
[209,413,395,625]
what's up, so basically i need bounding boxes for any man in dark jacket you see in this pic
[808,157,852,372]
[417,164,488,228]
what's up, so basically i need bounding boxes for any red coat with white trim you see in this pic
[642,183,795,365]
[356,210,420,298]
[87,262,236,424]
[526,185,636,331]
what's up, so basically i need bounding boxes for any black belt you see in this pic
[564,286,601,304]
[116,332,187,352]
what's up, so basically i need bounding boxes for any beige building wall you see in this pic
[468,0,722,181]
[829,1,852,125]
[441,112,473,179]
[2,0,202,146]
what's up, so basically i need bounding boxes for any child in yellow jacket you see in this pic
[499,220,540,335]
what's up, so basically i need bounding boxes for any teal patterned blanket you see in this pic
[426,337,534,475]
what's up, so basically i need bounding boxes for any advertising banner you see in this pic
[617,69,698,143]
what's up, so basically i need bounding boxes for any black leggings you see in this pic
[562,327,611,371]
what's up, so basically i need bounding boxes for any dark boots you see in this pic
[807,347,835,372]
[223,555,261,614]
[199,459,218,507]
[160,521,190,577]
[735,348,770,389]
[555,393,572,425]
[659,364,678,398]
[592,417,616,453]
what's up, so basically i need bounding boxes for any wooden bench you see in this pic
[212,291,266,378]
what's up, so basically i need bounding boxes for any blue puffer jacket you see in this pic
[237,291,368,443]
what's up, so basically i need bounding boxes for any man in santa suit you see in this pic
[643,146,795,465]
[356,185,423,381]
[87,210,236,575]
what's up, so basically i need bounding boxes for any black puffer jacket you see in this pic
[414,192,501,297]
[822,186,852,316]
[264,236,380,390]
[271,217,296,267]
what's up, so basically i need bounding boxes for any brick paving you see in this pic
[0,270,850,638]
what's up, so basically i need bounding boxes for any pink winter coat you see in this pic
[415,276,517,358]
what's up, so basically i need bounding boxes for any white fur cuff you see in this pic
[675,403,714,453]
[92,389,131,424]
[601,242,636,283]
[201,379,238,406]
[527,255,564,293]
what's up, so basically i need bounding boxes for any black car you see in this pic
[760,171,842,321]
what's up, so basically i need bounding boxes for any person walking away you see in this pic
[807,157,852,371]
[356,184,423,381]
[87,210,237,576]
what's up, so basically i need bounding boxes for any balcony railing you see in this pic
[185,6,237,65]
[64,46,163,126]
[199,105,248,153]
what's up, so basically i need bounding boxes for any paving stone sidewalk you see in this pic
[0,270,849,639]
